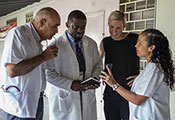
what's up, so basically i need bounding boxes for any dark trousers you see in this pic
[5,93,44,120]
[104,97,129,120]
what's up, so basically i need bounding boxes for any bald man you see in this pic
[0,7,60,120]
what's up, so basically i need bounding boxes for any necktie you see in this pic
[75,39,86,120]
[75,39,86,72]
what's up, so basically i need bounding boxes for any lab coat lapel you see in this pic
[62,32,80,76]
[62,32,78,61]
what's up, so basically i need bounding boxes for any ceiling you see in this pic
[0,0,41,17]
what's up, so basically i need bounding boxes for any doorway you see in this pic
[86,10,105,120]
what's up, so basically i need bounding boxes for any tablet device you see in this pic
[81,77,101,86]
[101,63,113,76]
[104,63,113,73]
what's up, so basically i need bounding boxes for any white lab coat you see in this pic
[0,23,43,118]
[46,31,102,120]
[129,62,170,120]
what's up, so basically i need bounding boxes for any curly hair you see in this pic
[143,29,175,90]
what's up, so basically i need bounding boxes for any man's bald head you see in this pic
[32,7,61,41]
[33,7,60,22]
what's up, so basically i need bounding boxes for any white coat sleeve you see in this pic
[4,29,26,65]
[91,42,103,79]
[45,49,73,92]
[134,63,164,97]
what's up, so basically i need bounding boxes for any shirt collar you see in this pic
[66,31,82,43]
[66,31,75,43]
[29,22,41,43]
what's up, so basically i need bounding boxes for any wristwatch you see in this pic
[112,83,120,91]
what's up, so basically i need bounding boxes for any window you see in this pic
[120,0,156,70]
[26,12,33,23]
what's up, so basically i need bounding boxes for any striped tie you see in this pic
[75,39,86,72]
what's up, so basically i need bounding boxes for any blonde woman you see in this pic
[99,10,139,120]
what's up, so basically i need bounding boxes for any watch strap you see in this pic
[112,83,120,91]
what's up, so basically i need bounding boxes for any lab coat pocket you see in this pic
[2,90,24,113]
[88,90,96,104]
[134,106,140,120]
[57,90,72,113]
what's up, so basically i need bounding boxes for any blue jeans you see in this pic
[5,93,44,120]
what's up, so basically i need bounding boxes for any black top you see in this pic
[103,33,139,101]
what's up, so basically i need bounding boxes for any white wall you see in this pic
[0,42,3,63]
[0,0,119,37]
[0,0,119,54]
[0,0,52,26]
[156,0,175,119]
[32,0,119,37]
